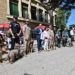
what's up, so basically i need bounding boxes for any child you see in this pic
[6,33,12,50]
[42,27,49,51]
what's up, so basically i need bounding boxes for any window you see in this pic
[10,0,18,17]
[22,3,28,19]
[45,12,48,22]
[31,6,36,20]
[39,9,43,22]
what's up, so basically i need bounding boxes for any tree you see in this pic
[55,9,71,28]
[69,24,75,29]
[40,0,75,27]
[40,0,75,10]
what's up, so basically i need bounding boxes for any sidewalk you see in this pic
[0,43,75,75]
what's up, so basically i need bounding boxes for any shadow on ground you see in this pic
[24,73,33,75]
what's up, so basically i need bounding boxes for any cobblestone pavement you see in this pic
[0,44,75,75]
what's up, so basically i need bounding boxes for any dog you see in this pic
[8,49,18,63]
[48,38,56,50]
[67,37,72,47]
[25,38,34,54]
[8,44,24,63]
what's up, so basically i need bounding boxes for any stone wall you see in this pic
[0,0,8,24]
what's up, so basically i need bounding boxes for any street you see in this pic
[0,44,75,75]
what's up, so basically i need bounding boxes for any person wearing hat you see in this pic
[22,19,31,54]
[9,16,21,51]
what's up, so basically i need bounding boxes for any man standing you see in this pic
[22,19,31,54]
[56,28,61,48]
[0,34,4,63]
[42,27,49,51]
[70,28,74,46]
[9,16,21,50]
[48,25,54,49]
[35,24,43,52]
[62,28,69,47]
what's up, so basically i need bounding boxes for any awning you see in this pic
[35,25,45,30]
[3,23,9,28]
[0,24,4,28]
[0,23,9,29]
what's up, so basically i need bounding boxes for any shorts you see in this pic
[71,35,74,42]
[14,36,20,44]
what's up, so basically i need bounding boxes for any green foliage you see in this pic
[39,0,71,28]
[40,0,75,10]
[65,10,71,23]
[69,24,75,29]
[55,9,71,28]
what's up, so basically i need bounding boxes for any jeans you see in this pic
[62,38,67,47]
[37,38,42,51]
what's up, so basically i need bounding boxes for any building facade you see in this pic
[0,0,56,28]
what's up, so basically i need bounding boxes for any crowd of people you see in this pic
[56,27,75,47]
[0,16,75,63]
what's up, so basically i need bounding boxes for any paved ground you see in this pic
[0,44,75,75]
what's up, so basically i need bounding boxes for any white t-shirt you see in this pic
[0,30,4,35]
[70,30,74,36]
[41,30,49,40]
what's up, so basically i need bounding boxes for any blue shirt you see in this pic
[34,28,42,39]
